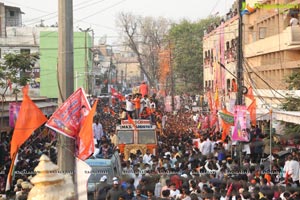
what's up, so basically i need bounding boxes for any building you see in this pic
[203,5,239,111]
[39,31,92,98]
[243,0,300,109]
[0,2,23,36]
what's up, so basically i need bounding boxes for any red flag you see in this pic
[77,100,98,160]
[46,88,91,138]
[247,99,256,126]
[127,114,136,130]
[111,87,125,101]
[207,91,213,111]
[7,79,12,91]
[10,85,47,158]
[245,86,254,100]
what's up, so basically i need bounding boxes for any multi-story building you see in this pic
[203,5,239,110]
[0,2,23,36]
[243,0,300,108]
[39,31,92,98]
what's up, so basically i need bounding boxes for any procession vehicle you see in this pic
[116,119,158,160]
[85,149,122,200]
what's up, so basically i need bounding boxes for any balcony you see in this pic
[287,26,300,45]
[245,26,300,57]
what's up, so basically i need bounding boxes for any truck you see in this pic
[116,119,158,160]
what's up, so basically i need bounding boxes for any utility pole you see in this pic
[237,0,244,167]
[57,0,75,181]
[169,39,175,111]
[236,0,244,105]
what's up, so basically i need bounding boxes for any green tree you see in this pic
[281,71,300,136]
[168,16,220,94]
[0,52,39,130]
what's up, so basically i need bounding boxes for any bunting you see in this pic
[77,100,98,160]
[10,85,48,158]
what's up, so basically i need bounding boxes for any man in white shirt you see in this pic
[290,14,299,26]
[93,118,104,147]
[143,149,152,165]
[200,136,212,156]
[126,94,135,119]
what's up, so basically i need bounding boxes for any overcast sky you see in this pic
[4,0,235,44]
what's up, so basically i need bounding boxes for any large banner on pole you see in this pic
[46,88,91,138]
[232,105,249,142]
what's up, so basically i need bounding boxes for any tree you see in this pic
[281,71,300,137]
[116,12,170,87]
[0,52,39,130]
[168,16,220,94]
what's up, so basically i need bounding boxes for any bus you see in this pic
[116,120,158,160]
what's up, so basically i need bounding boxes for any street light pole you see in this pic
[79,27,91,93]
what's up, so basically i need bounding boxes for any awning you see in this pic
[273,110,300,125]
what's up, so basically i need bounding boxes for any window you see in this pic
[226,41,230,50]
[20,49,30,55]
[138,131,156,144]
[259,27,267,39]
[9,11,15,17]
[117,130,133,144]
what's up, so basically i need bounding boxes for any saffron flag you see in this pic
[5,152,18,191]
[245,86,254,100]
[214,88,219,110]
[247,99,257,126]
[232,79,238,92]
[219,109,234,141]
[111,87,125,101]
[46,88,91,138]
[77,100,98,160]
[10,85,47,158]
[127,114,137,130]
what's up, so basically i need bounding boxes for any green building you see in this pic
[39,31,92,98]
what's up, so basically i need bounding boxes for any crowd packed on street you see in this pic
[1,83,300,200]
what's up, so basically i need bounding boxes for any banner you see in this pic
[232,105,249,142]
[9,102,21,127]
[46,88,91,138]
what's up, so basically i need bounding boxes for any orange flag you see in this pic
[77,100,98,160]
[232,79,238,92]
[10,85,47,158]
[245,86,254,100]
[127,114,137,130]
[214,87,219,110]
[221,120,231,141]
[247,99,256,126]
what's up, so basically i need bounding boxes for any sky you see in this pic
[4,0,236,44]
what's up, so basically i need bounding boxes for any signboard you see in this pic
[232,105,249,142]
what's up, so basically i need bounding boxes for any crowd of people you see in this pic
[0,81,300,200]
